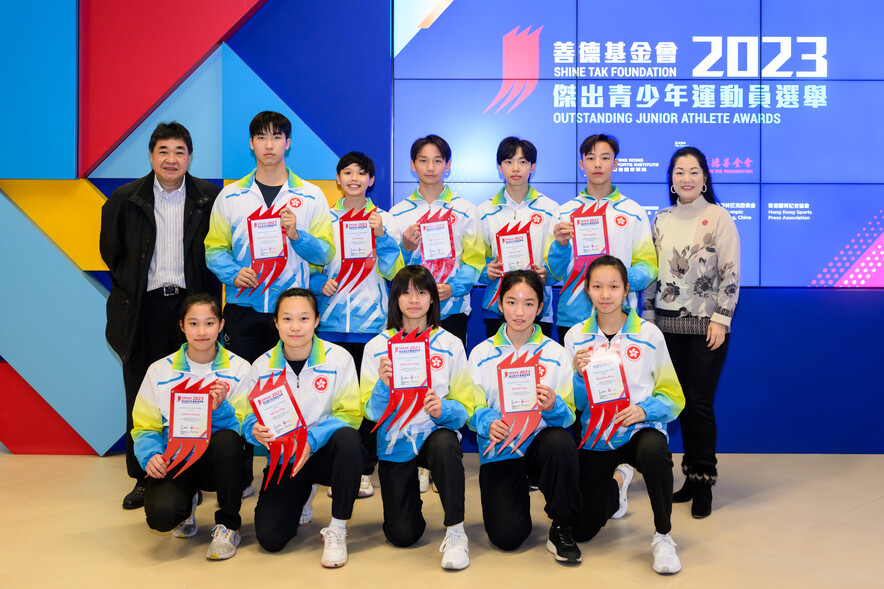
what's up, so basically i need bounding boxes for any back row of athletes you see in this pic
[101,111,739,574]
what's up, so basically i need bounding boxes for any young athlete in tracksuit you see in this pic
[231,289,363,568]
[468,270,582,563]
[478,138,557,339]
[545,134,657,343]
[361,265,477,570]
[132,294,250,561]
[564,256,685,575]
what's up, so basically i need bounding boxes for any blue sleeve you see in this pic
[572,371,589,413]
[627,264,656,294]
[541,396,575,428]
[291,231,334,266]
[364,378,392,423]
[134,431,167,471]
[241,414,260,447]
[447,263,481,298]
[210,400,239,433]
[546,240,572,281]
[309,265,329,292]
[306,417,347,454]
[431,396,469,430]
[468,406,500,438]
[376,234,404,280]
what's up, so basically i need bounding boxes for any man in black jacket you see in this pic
[100,122,221,509]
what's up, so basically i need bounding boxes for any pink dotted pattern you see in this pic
[811,211,884,287]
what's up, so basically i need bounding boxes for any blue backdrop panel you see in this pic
[91,48,224,180]
[0,192,123,455]
[227,0,392,206]
[712,287,884,454]
[220,44,340,182]
[0,2,76,179]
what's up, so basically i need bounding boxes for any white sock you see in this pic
[446,522,464,534]
[330,517,347,530]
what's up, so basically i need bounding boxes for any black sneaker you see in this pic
[122,480,146,510]
[546,523,582,563]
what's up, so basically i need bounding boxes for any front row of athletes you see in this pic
[130,259,685,574]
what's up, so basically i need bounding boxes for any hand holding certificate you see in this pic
[373,327,433,433]
[496,220,534,273]
[157,378,215,478]
[335,206,378,293]
[417,208,456,283]
[486,350,543,456]
[249,372,309,489]
[570,201,610,260]
[240,205,289,297]
[579,340,632,449]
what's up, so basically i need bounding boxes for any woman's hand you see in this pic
[378,356,392,387]
[424,389,443,419]
[146,454,171,479]
[537,383,556,412]
[252,423,275,449]
[707,321,726,350]
[291,440,312,476]
[488,419,510,444]
[208,381,228,410]
[614,405,646,427]
[573,347,591,372]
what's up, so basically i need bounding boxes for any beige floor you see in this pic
[0,452,882,588]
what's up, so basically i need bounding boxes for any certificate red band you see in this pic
[240,205,289,298]
[160,378,215,479]
[489,220,535,308]
[579,339,631,450]
[248,371,309,489]
[417,208,456,283]
[485,349,543,457]
[562,201,610,295]
[335,206,377,294]
[373,327,434,433]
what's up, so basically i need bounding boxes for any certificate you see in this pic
[390,342,430,390]
[499,366,537,412]
[573,216,606,257]
[252,385,301,438]
[341,219,374,259]
[170,392,210,439]
[250,217,285,261]
[585,352,627,405]
[420,221,454,261]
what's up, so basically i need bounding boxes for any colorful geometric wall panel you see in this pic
[90,48,224,180]
[227,0,392,208]
[0,180,107,272]
[0,191,123,455]
[0,2,76,179]
[394,0,454,56]
[0,363,96,455]
[78,0,266,177]
[221,44,340,181]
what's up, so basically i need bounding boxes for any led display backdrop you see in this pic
[393,0,884,288]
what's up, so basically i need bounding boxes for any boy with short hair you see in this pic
[205,111,335,363]
[389,134,484,348]
[545,134,657,343]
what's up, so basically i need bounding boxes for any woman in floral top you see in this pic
[642,147,739,519]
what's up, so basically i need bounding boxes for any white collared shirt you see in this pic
[147,177,187,291]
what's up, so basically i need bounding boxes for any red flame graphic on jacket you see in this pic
[335,206,377,294]
[238,206,288,298]
[485,350,544,456]
[561,200,609,296]
[373,327,434,434]
[488,220,533,308]
[248,371,308,489]
[485,26,543,114]
[160,378,215,478]
[579,340,631,450]
[418,208,456,283]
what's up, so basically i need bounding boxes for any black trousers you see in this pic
[254,428,364,553]
[122,291,186,479]
[440,313,468,350]
[377,428,465,547]
[325,338,376,475]
[663,332,729,481]
[221,302,278,363]
[574,428,673,542]
[143,429,244,531]
[479,427,581,551]
[557,324,573,346]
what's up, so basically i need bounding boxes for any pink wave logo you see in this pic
[485,26,543,114]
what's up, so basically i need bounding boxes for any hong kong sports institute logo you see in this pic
[485,26,543,114]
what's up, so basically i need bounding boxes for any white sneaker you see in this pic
[358,475,375,498]
[206,524,241,560]
[651,532,682,574]
[320,526,348,568]
[418,468,430,493]
[439,528,470,570]
[612,464,634,519]
[242,484,254,499]
[300,484,318,526]
[172,492,199,538]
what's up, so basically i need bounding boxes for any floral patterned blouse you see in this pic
[642,197,740,335]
